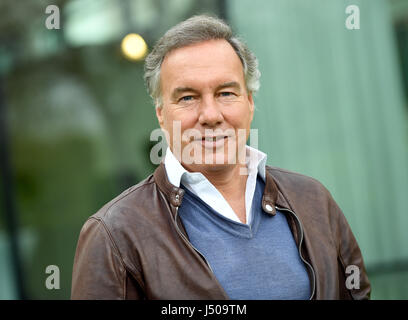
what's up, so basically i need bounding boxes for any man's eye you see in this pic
[220,92,234,97]
[180,96,194,102]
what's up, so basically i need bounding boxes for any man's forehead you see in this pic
[163,39,235,61]
[160,40,245,91]
[161,39,243,74]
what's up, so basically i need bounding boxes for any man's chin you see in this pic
[181,158,237,174]
[177,145,245,173]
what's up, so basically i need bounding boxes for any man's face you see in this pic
[156,39,254,172]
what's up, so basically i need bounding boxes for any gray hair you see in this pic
[144,15,261,108]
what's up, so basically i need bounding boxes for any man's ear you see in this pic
[248,92,255,121]
[155,106,164,127]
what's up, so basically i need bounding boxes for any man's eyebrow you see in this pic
[171,87,199,100]
[215,81,241,91]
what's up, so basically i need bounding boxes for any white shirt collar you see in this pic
[164,145,267,188]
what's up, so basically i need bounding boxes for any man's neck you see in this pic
[182,162,249,223]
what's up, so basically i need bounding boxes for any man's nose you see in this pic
[198,96,224,127]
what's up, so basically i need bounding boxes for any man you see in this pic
[71,15,370,300]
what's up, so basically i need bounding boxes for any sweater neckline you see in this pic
[179,177,266,239]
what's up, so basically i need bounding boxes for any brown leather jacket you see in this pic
[71,163,371,300]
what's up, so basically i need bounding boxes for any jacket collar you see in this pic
[154,162,185,208]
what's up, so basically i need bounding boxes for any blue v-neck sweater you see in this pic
[178,176,311,300]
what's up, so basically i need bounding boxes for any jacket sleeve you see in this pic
[71,217,142,300]
[328,193,371,300]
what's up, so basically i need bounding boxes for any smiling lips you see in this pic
[194,135,231,148]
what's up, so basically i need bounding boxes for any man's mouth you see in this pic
[195,135,230,148]
[201,136,227,142]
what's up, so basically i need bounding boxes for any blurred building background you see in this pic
[0,0,407,299]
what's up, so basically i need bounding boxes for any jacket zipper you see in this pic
[174,206,215,274]
[275,206,316,300]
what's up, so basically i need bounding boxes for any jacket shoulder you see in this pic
[77,172,165,275]
[89,173,158,226]
[266,165,330,195]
